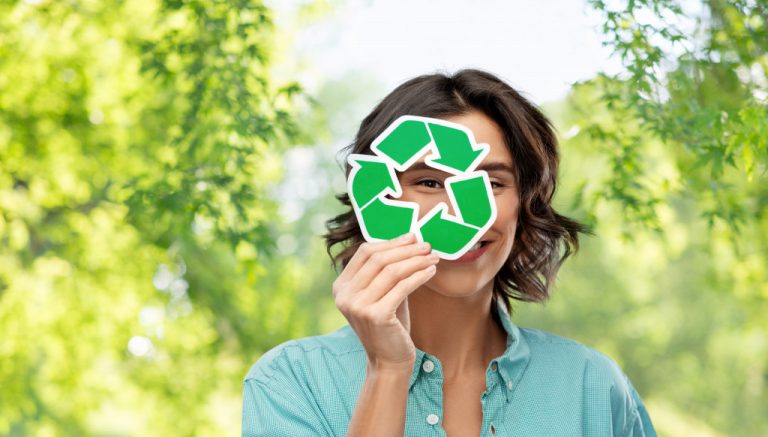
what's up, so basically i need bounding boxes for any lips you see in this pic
[469,241,485,251]
[449,240,492,263]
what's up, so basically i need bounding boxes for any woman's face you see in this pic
[395,110,520,298]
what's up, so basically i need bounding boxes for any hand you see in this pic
[333,233,439,372]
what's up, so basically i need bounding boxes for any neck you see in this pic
[407,284,507,383]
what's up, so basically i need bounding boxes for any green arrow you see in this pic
[419,208,478,254]
[373,119,432,167]
[360,197,415,240]
[448,174,494,228]
[426,122,484,173]
[349,158,397,208]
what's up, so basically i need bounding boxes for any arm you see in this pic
[347,362,412,437]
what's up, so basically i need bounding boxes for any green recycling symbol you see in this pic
[347,115,497,260]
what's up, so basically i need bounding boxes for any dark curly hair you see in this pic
[322,69,593,315]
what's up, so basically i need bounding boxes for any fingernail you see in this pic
[398,232,413,242]
[428,252,440,261]
[417,242,430,251]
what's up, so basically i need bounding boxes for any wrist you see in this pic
[366,360,414,378]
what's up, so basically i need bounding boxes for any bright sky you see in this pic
[271,0,623,105]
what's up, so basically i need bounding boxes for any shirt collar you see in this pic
[408,298,531,403]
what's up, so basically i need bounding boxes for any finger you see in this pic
[346,240,433,294]
[338,232,415,284]
[372,264,437,312]
[357,252,439,303]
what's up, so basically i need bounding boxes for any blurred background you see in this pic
[1,0,766,435]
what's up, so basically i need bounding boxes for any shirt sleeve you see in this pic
[242,376,332,437]
[584,349,658,437]
[620,379,657,437]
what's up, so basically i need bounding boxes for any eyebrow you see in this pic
[402,161,516,176]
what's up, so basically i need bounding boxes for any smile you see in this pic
[448,240,491,263]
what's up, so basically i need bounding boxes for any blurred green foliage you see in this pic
[0,0,765,436]
[523,1,767,435]
[0,0,319,435]
[583,0,767,234]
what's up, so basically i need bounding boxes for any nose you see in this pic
[417,192,456,220]
[443,193,458,217]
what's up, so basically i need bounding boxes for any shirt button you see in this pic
[491,362,498,371]
[507,381,513,390]
[422,360,435,373]
[426,414,439,425]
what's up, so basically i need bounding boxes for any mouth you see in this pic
[469,240,491,251]
[449,239,493,263]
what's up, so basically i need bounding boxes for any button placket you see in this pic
[420,357,442,430]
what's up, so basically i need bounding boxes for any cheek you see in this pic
[492,193,520,230]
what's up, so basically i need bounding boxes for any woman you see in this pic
[242,69,657,437]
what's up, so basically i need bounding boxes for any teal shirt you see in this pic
[242,302,657,436]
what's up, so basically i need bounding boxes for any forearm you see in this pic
[347,362,412,437]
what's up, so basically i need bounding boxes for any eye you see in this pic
[416,178,443,189]
[416,179,504,189]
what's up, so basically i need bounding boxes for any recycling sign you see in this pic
[347,115,497,260]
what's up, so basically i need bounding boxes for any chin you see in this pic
[423,267,491,297]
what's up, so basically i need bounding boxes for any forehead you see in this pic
[409,111,513,168]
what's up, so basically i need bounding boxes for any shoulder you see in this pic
[244,324,364,384]
[517,327,656,437]
[241,327,364,436]
[519,326,627,379]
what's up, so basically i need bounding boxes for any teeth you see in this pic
[470,242,482,251]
